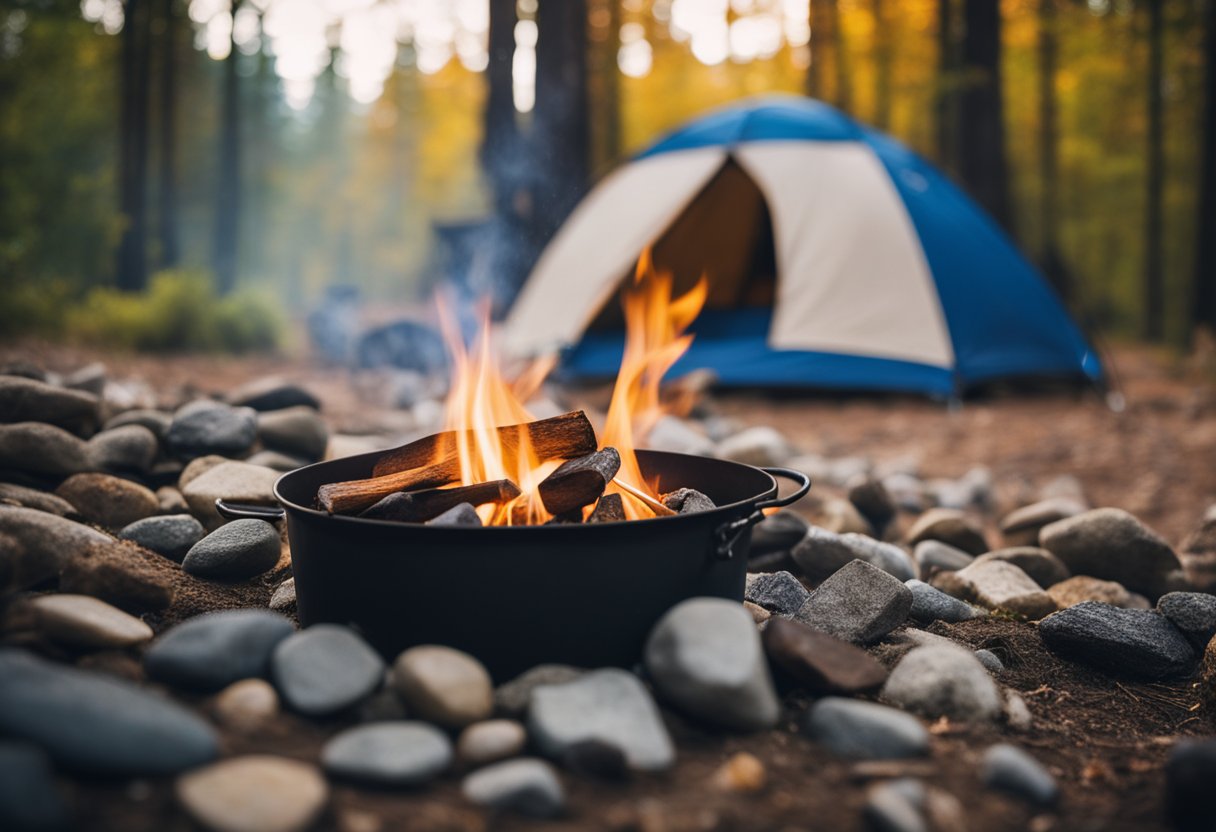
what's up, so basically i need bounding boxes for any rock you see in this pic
[58,541,177,612]
[805,698,929,759]
[103,408,172,441]
[1040,507,1183,599]
[814,497,872,535]
[906,579,985,624]
[457,720,527,766]
[982,743,1058,806]
[1000,497,1087,547]
[750,510,808,556]
[712,752,766,793]
[269,578,296,612]
[244,450,307,472]
[794,559,913,644]
[166,400,258,459]
[761,618,888,693]
[428,503,482,526]
[973,547,1070,588]
[145,609,294,692]
[0,423,91,478]
[0,482,77,517]
[183,519,281,581]
[1157,592,1216,649]
[644,415,717,457]
[847,476,897,533]
[494,664,584,717]
[716,426,793,467]
[881,644,1003,722]
[0,361,47,382]
[792,527,914,582]
[181,461,279,528]
[883,472,929,513]
[528,668,675,771]
[661,487,715,514]
[744,571,809,616]
[1166,738,1216,832]
[1004,690,1032,730]
[62,363,106,396]
[176,755,327,832]
[1047,575,1134,609]
[179,454,229,489]
[226,377,320,412]
[0,506,113,590]
[0,648,218,775]
[462,758,565,818]
[322,722,452,786]
[26,593,152,649]
[157,486,189,513]
[975,648,1004,673]
[213,678,280,729]
[0,376,98,434]
[644,597,779,731]
[0,741,69,831]
[931,560,1055,619]
[1039,602,1196,680]
[357,681,409,723]
[392,645,494,728]
[905,508,988,555]
[863,779,928,832]
[86,425,158,474]
[913,540,974,581]
[256,406,329,462]
[54,473,159,530]
[119,514,205,562]
[271,624,386,716]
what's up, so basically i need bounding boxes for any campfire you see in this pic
[316,250,712,526]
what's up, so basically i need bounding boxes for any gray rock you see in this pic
[913,539,975,581]
[271,625,386,716]
[792,527,915,582]
[145,609,295,692]
[641,415,716,457]
[883,472,929,513]
[1157,592,1216,649]
[0,423,91,478]
[269,578,296,612]
[644,598,779,731]
[0,648,218,775]
[805,698,929,759]
[183,519,281,580]
[815,497,873,535]
[226,377,320,412]
[974,547,1071,588]
[906,579,985,623]
[86,425,158,474]
[244,450,308,472]
[321,722,452,786]
[119,514,205,562]
[0,505,113,592]
[983,743,1058,806]
[716,426,793,467]
[1040,507,1183,598]
[457,720,527,766]
[103,408,172,441]
[428,503,482,526]
[0,376,98,434]
[975,649,1005,673]
[1038,602,1196,680]
[528,668,675,771]
[847,476,897,532]
[462,758,565,818]
[1000,497,1087,547]
[749,511,808,556]
[494,665,584,718]
[256,407,329,462]
[905,508,988,555]
[932,559,1056,619]
[881,644,1003,722]
[180,460,279,528]
[0,482,77,518]
[166,400,258,459]
[864,779,928,832]
[55,473,159,529]
[62,363,106,396]
[661,488,715,514]
[744,571,810,616]
[795,559,913,644]
[0,741,69,831]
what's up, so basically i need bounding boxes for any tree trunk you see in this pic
[1143,0,1165,341]
[935,0,957,172]
[116,0,152,291]
[588,0,621,170]
[156,0,179,269]
[213,2,241,295]
[1037,0,1068,300]
[830,0,852,113]
[482,0,518,221]
[958,0,1013,233]
[873,0,892,130]
[807,0,826,99]
[1195,0,1216,337]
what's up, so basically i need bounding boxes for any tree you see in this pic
[830,0,852,113]
[935,0,958,172]
[1037,0,1069,300]
[1143,0,1165,340]
[212,1,241,295]
[957,0,1013,233]
[482,0,518,221]
[872,0,893,130]
[116,0,153,291]
[156,0,179,268]
[1192,0,1215,338]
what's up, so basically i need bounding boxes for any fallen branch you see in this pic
[359,480,521,523]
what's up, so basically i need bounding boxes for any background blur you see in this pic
[1,0,1213,354]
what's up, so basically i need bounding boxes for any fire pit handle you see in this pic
[712,467,811,560]
[214,498,287,522]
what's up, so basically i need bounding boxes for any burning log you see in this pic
[359,480,521,523]
[588,493,626,523]
[537,447,621,516]
[427,503,482,527]
[662,488,716,515]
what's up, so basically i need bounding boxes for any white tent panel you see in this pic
[503,147,728,356]
[735,142,955,368]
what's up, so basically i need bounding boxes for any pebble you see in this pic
[1047,575,1135,609]
[145,609,295,691]
[744,571,810,616]
[57,539,176,612]
[1039,507,1184,599]
[716,425,793,467]
[982,743,1058,806]
[1004,690,1033,730]
[1000,497,1087,546]
[637,415,717,457]
[973,547,1071,588]
[761,618,888,693]
[428,503,482,526]
[63,363,106,396]
[1166,738,1216,832]
[644,597,780,731]
[180,461,280,528]
[661,487,716,514]
[792,527,914,582]
[0,505,110,585]
[457,720,528,766]
[1157,592,1216,649]
[166,400,258,459]
[881,644,1003,722]
[913,539,974,581]
[244,450,308,471]
[814,497,873,535]
[86,425,158,474]
[795,559,913,644]
[863,779,928,832]
[322,722,452,786]
[847,476,898,533]
[55,473,159,529]
[212,678,280,729]
[119,514,205,561]
[0,648,218,775]
[494,664,584,717]
[256,406,329,461]
[103,408,172,440]
[805,698,929,759]
[713,752,766,793]
[883,472,929,513]
[271,625,386,716]
[269,577,296,612]
[392,645,494,728]
[176,755,328,832]
[226,377,320,412]
[974,649,1005,673]
[905,508,988,555]
[462,758,565,818]
[1038,602,1196,680]
[27,593,153,649]
[906,579,985,624]
[0,741,70,832]
[183,519,281,581]
[749,510,808,556]
[0,423,91,478]
[0,482,77,517]
[179,454,229,489]
[0,376,98,433]
[931,559,1056,619]
[528,668,675,771]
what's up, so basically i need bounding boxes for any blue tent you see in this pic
[503,95,1103,396]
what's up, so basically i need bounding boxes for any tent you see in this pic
[503,95,1103,397]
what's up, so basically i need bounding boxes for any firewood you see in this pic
[588,493,626,523]
[537,447,621,516]
[662,488,716,515]
[359,480,520,523]
[427,503,482,527]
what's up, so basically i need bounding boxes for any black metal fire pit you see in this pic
[218,449,808,680]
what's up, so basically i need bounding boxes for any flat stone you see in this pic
[644,598,779,731]
[639,415,716,457]
[1040,507,1183,599]
[183,519,281,581]
[931,560,1056,619]
[62,363,106,396]
[847,477,897,533]
[103,408,172,440]
[145,609,295,692]
[792,527,914,582]
[176,755,327,832]
[528,668,675,771]
[55,473,159,530]
[750,510,808,556]
[226,377,320,412]
[716,426,792,468]
[322,722,452,786]
[744,571,810,616]
[805,697,929,759]
[157,486,189,513]
[27,593,152,649]
[913,539,974,581]
[905,508,989,555]
[1166,738,1216,832]
[392,645,494,728]
[906,579,985,623]
[457,720,527,766]
[1039,602,1196,680]
[256,407,329,462]
[0,423,91,478]
[166,400,258,459]
[1000,497,1087,547]
[882,644,1004,722]
[0,482,77,517]
[119,514,205,562]
[462,758,565,818]
[983,743,1058,806]
[0,648,218,775]
[57,540,177,612]
[0,376,98,434]
[0,504,114,586]
[86,425,158,474]
[794,559,913,644]
[0,741,69,831]
[181,461,279,528]
[494,664,584,718]
[271,625,385,716]
[179,455,229,489]
[973,547,1071,588]
[1157,592,1216,649]
[244,450,308,472]
[212,678,280,729]
[269,577,296,612]
[1047,575,1135,609]
[761,617,888,693]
